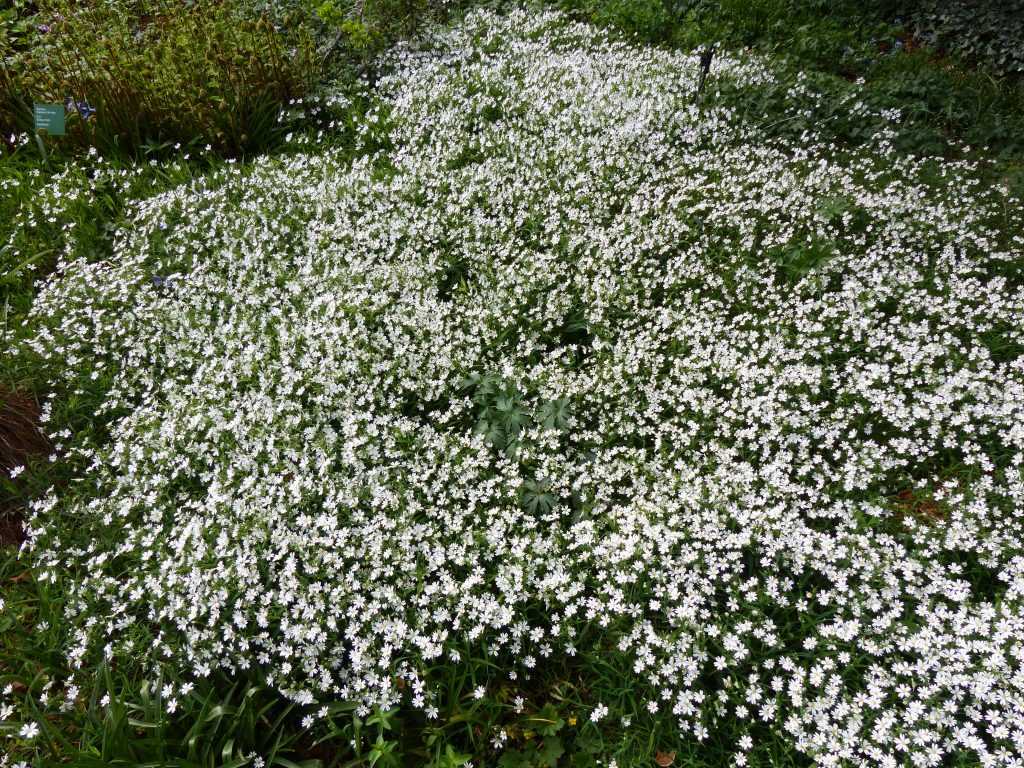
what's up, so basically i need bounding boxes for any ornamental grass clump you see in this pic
[16,8,1024,766]
[1,0,316,156]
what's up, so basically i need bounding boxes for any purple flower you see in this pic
[37,24,51,33]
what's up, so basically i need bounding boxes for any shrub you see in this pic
[1,0,317,157]
[310,0,476,64]
[555,0,912,51]
[908,0,1024,76]
[589,0,674,42]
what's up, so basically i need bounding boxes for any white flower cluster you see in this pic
[1,682,40,757]
[21,9,1024,766]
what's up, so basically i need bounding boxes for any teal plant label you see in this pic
[33,103,65,135]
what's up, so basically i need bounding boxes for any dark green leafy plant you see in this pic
[460,373,572,457]
[909,0,1024,76]
[309,0,474,66]
[2,0,317,157]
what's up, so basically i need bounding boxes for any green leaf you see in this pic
[366,707,398,732]
[368,733,400,768]
[574,729,602,755]
[497,749,532,768]
[531,704,565,736]
[322,700,357,716]
[537,398,571,431]
[435,744,473,768]
[485,422,505,448]
[538,736,565,768]
[570,752,598,768]
[521,479,555,515]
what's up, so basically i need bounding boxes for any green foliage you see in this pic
[0,0,37,55]
[310,0,472,64]
[909,0,1024,76]
[74,675,318,767]
[554,0,1024,162]
[557,0,901,55]
[591,0,674,42]
[1,0,317,157]
[0,558,320,766]
[867,50,1024,157]
[461,373,572,456]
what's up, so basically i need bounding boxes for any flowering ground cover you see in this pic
[3,5,1024,768]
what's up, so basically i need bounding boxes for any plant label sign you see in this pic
[34,103,65,136]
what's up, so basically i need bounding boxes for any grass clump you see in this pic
[1,0,317,157]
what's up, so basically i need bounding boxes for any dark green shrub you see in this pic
[555,0,679,43]
[310,0,477,65]
[1,0,317,157]
[590,0,674,42]
[909,0,1024,76]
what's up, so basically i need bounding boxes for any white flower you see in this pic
[14,9,1024,768]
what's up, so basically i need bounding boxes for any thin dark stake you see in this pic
[695,45,716,101]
